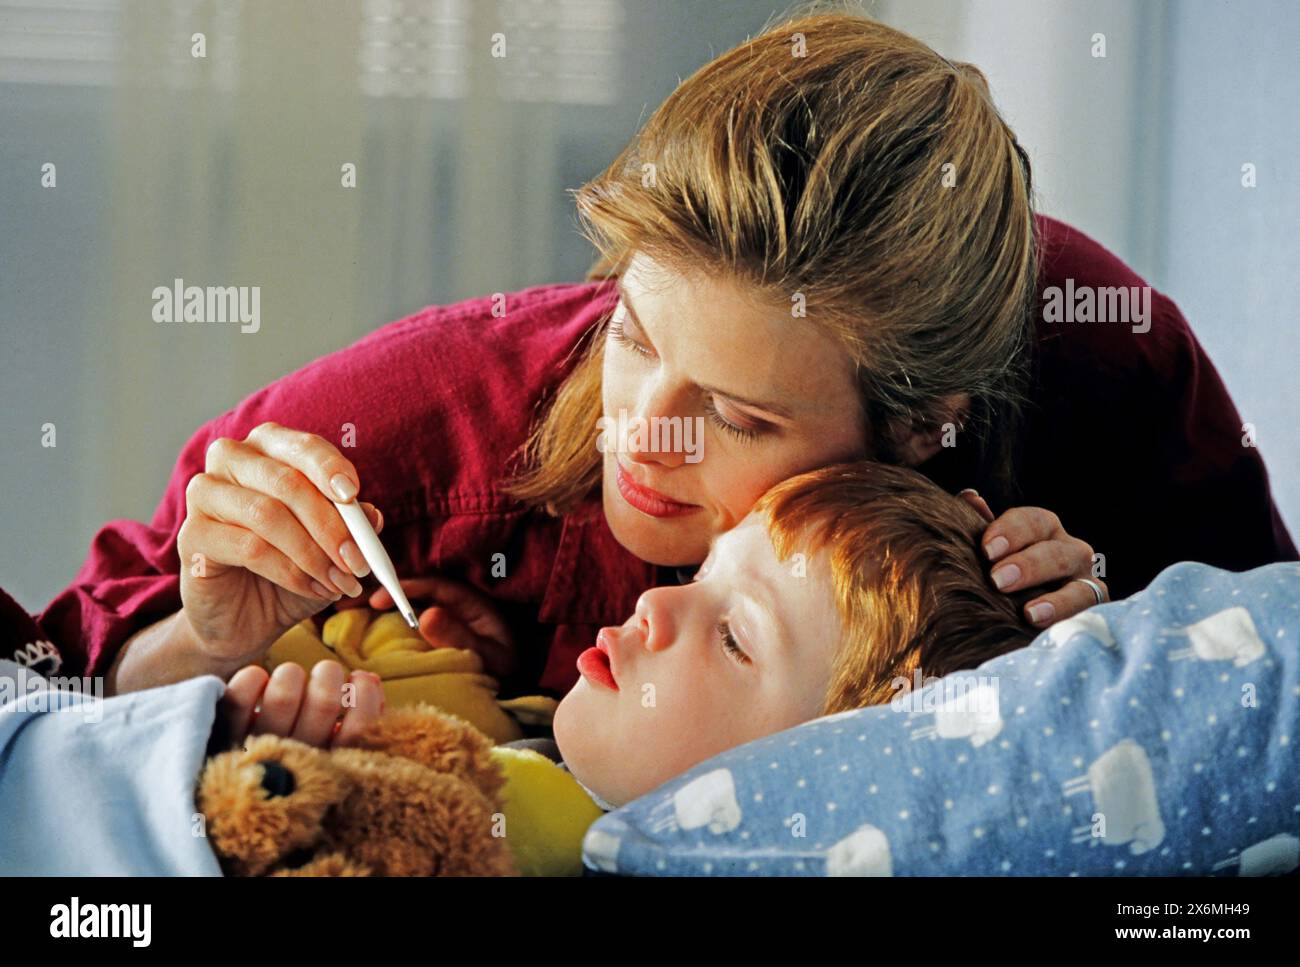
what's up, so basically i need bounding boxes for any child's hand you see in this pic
[218,660,385,749]
[341,575,517,678]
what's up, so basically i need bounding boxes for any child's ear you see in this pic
[892,394,971,467]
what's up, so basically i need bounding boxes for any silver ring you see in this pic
[1072,578,1106,606]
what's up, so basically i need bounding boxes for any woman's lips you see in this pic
[578,631,619,691]
[616,463,699,519]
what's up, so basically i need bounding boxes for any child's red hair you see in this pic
[756,461,1037,714]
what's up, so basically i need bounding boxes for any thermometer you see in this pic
[332,499,419,629]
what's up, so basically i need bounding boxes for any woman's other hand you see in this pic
[958,491,1108,628]
[219,660,385,749]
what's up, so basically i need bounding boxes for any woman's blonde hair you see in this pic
[504,3,1037,515]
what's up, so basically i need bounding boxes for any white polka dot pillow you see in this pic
[583,561,1300,876]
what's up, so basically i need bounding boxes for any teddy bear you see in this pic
[197,702,520,876]
[207,609,609,876]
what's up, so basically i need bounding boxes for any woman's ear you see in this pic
[895,428,943,467]
[892,394,971,467]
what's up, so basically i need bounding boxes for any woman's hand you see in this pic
[958,491,1107,628]
[339,575,517,678]
[219,660,385,749]
[176,421,383,665]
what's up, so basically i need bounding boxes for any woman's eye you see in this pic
[607,311,767,445]
[608,314,654,359]
[703,396,761,443]
[717,619,751,665]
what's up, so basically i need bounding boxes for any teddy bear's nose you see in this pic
[257,760,296,798]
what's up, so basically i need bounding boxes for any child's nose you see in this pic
[633,586,680,652]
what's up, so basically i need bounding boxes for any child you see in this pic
[194,459,1039,875]
[225,460,1037,813]
[196,458,1038,876]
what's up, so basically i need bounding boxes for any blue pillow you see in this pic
[583,561,1300,876]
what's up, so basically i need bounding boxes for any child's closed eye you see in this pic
[717,619,751,665]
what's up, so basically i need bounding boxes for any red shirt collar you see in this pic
[538,496,659,626]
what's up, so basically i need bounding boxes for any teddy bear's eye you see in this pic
[281,847,316,870]
[257,760,296,798]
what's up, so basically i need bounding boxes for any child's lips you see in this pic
[577,628,621,691]
[577,643,618,691]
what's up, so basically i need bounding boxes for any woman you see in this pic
[41,10,1293,698]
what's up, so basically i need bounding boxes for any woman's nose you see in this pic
[624,382,690,469]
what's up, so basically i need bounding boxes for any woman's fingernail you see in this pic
[992,563,1020,590]
[329,566,363,598]
[340,540,371,578]
[310,580,336,600]
[984,536,1010,560]
[1028,602,1056,625]
[330,474,358,501]
[957,488,979,498]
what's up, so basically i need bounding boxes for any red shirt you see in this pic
[39,216,1297,691]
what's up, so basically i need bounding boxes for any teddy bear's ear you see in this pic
[197,736,352,876]
[349,704,507,803]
